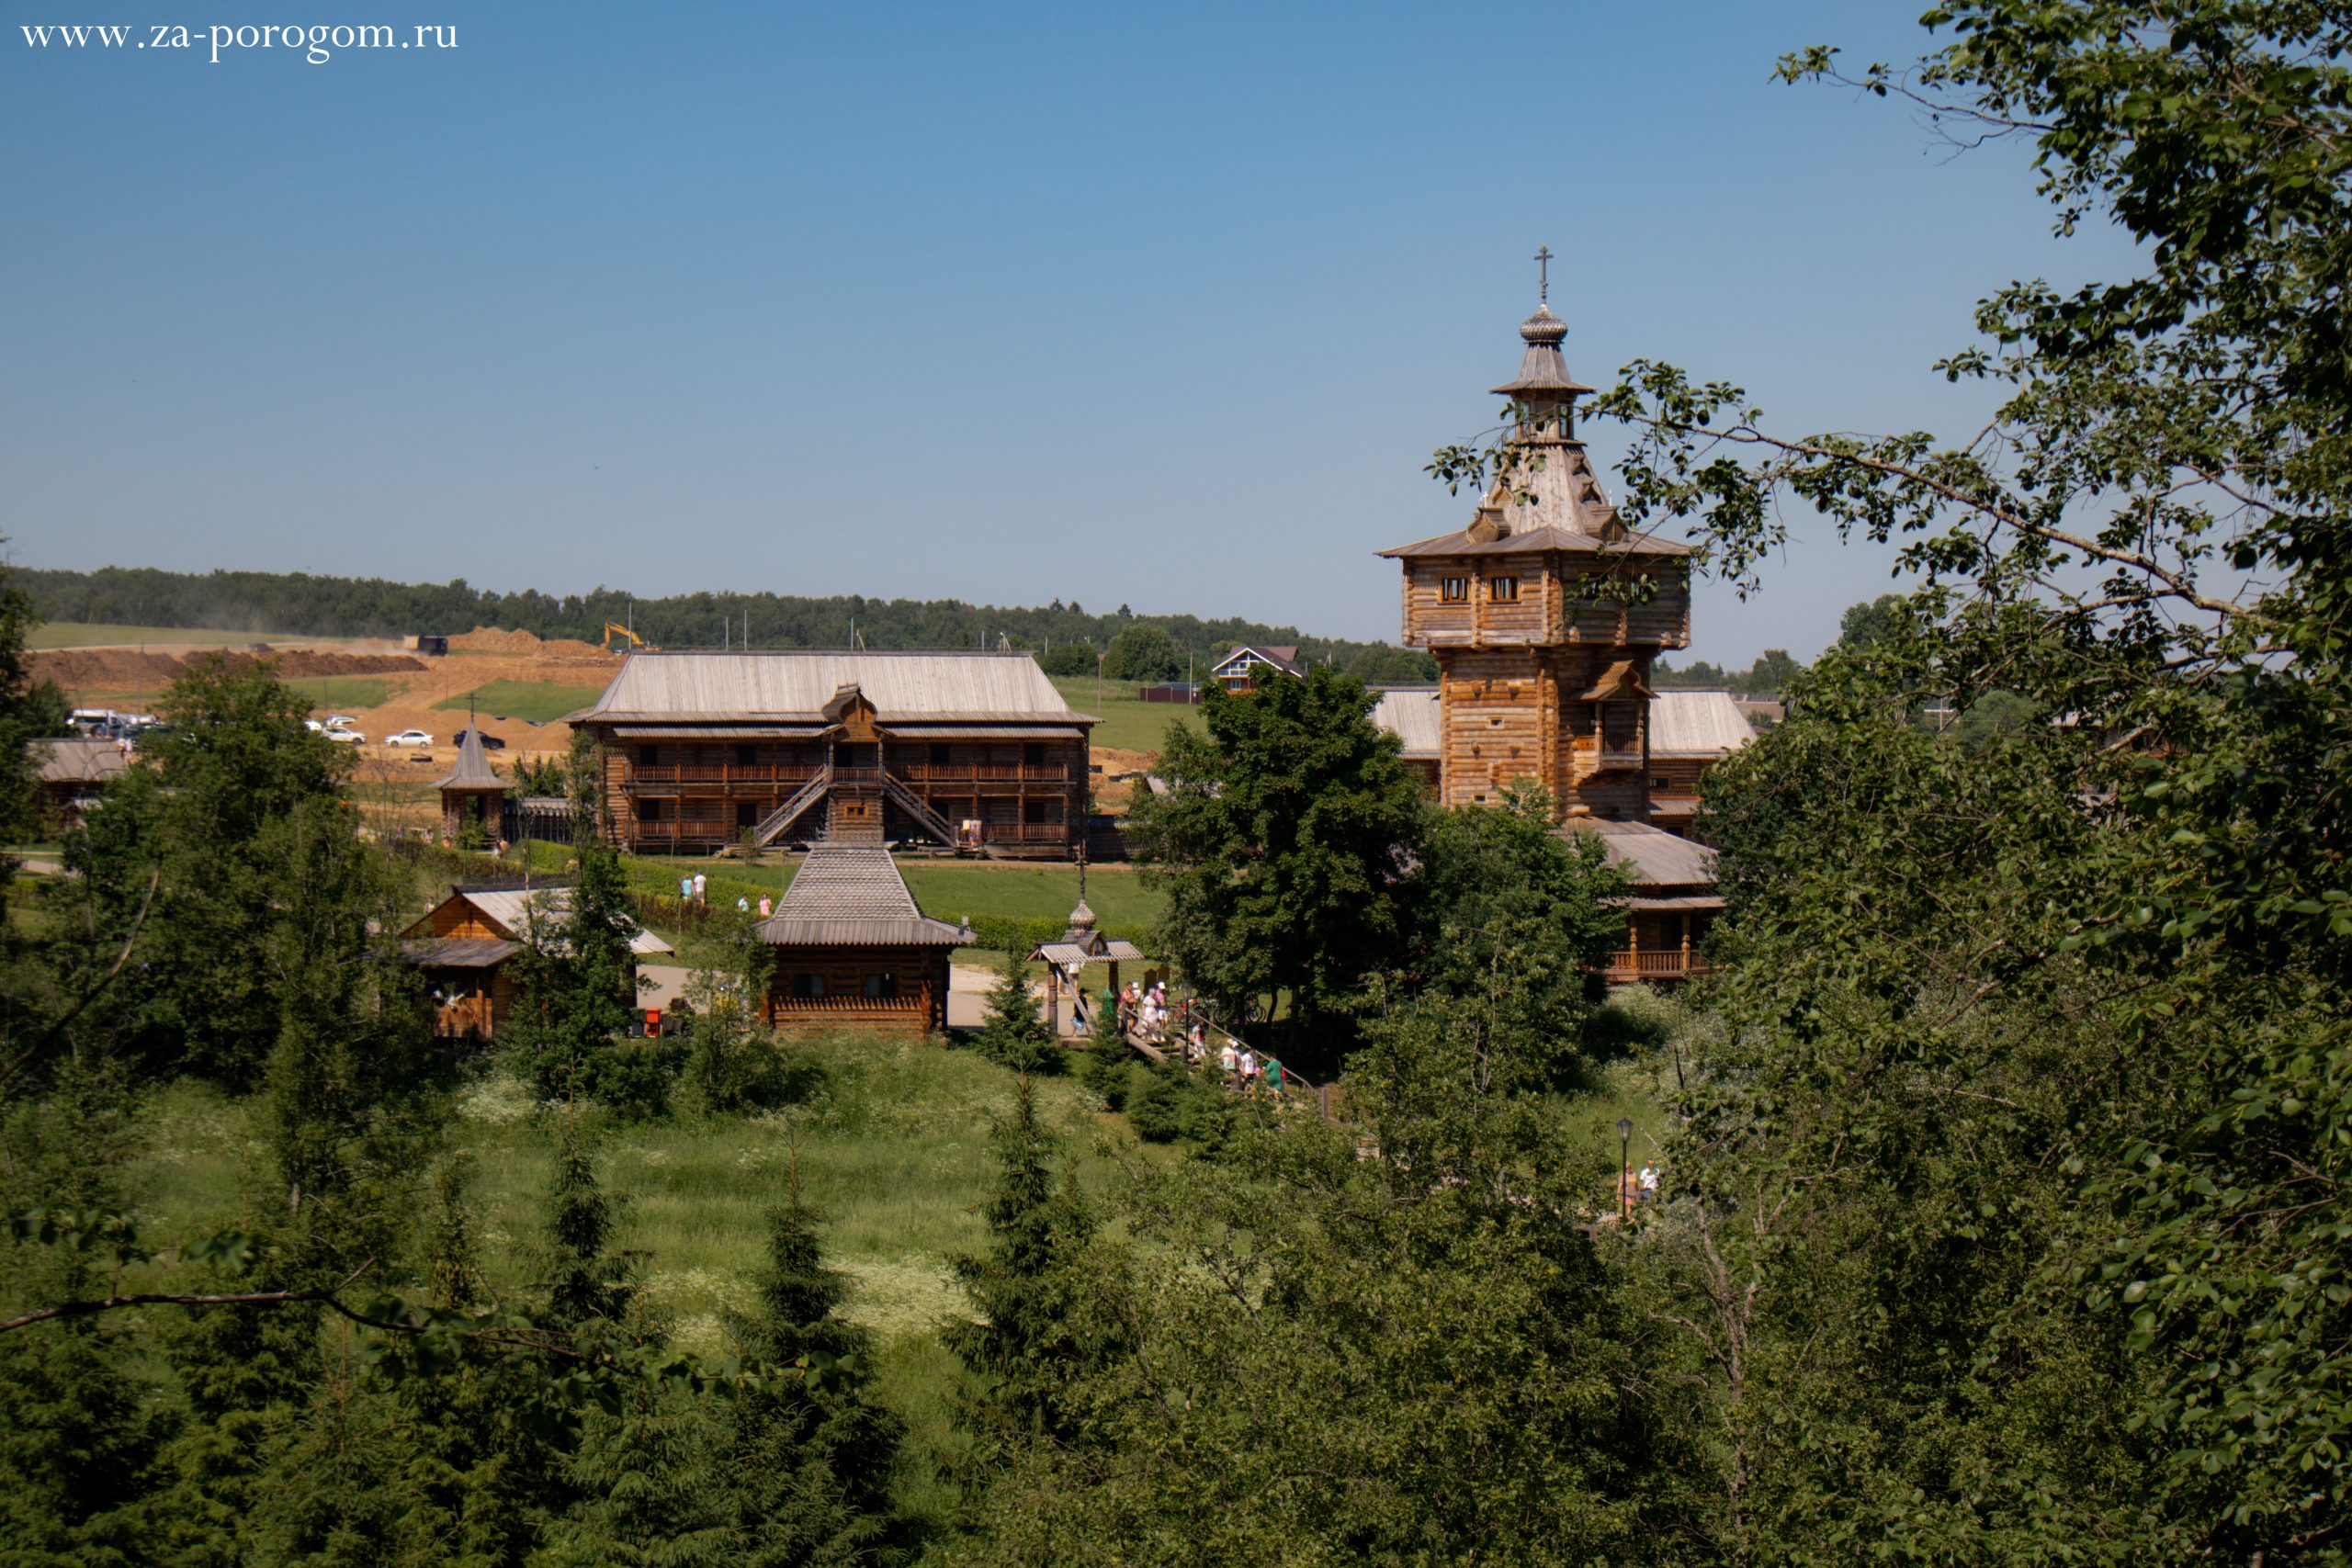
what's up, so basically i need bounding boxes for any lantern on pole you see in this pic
[1617,1117,1634,1220]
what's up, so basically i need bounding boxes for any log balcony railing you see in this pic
[766,994,937,1021]
[626,762,1076,786]
[887,762,1075,784]
[629,819,735,844]
[965,822,1072,844]
[628,763,825,786]
[1601,948,1713,983]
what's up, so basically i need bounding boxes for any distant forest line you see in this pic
[22,565,1442,682]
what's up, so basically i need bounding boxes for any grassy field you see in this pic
[1050,675,1199,754]
[26,623,344,649]
[434,678,609,724]
[125,1034,1120,1527]
[505,843,1167,954]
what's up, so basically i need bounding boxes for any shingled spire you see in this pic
[1490,303,1595,436]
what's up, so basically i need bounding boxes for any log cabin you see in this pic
[28,737,128,832]
[1369,686,1442,795]
[1644,690,1754,836]
[756,838,967,1032]
[432,728,506,845]
[399,885,673,1040]
[1377,295,1725,981]
[569,651,1097,860]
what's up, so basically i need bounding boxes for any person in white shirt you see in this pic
[1219,1041,1238,1077]
[692,872,707,905]
[1637,1163,1660,1202]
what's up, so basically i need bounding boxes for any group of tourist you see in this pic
[1115,980,1172,1042]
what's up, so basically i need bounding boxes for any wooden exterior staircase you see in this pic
[752,764,831,847]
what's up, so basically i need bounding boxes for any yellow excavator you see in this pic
[602,622,655,654]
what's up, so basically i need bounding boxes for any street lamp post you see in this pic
[1617,1117,1634,1221]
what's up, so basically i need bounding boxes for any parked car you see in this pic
[326,728,366,745]
[452,728,507,751]
[384,729,434,747]
[322,714,357,728]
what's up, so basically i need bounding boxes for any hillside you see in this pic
[24,565,1436,682]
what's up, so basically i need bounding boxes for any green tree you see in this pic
[61,655,349,1087]
[717,1201,913,1566]
[1407,788,1629,1076]
[1099,623,1184,682]
[948,1077,1111,1452]
[951,993,1674,1566]
[1126,666,1423,1072]
[1463,5,2352,1558]
[973,947,1057,1075]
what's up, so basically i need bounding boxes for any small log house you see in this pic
[432,728,506,845]
[399,885,673,1040]
[756,840,967,1032]
[29,737,128,832]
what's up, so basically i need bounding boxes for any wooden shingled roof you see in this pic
[1381,305,1689,563]
[432,728,504,790]
[1558,817,1719,894]
[572,651,1098,728]
[29,737,129,785]
[756,844,967,948]
[1369,686,1442,759]
[1649,690,1757,758]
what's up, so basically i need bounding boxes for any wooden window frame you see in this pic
[864,972,898,999]
[1440,576,1470,603]
[793,973,825,999]
[1488,576,1521,603]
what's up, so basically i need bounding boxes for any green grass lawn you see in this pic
[27,623,348,649]
[124,1035,1123,1529]
[508,843,1166,953]
[1050,675,1200,754]
[433,678,610,724]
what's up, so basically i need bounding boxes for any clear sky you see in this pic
[2,0,2139,666]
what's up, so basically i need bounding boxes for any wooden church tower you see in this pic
[1380,288,1692,821]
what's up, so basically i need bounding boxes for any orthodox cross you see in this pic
[1533,245,1554,304]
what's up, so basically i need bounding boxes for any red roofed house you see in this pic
[1209,644,1305,694]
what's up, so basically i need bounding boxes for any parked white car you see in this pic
[326,728,366,745]
[384,728,434,747]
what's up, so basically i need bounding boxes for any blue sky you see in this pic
[2,0,2139,664]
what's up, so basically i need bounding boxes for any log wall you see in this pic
[764,945,950,1032]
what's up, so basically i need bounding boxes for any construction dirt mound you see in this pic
[448,626,614,662]
[33,648,425,691]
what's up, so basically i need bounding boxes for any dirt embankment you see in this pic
[31,648,426,690]
[447,627,613,663]
[1091,746,1160,811]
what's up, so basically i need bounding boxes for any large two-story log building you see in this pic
[570,651,1095,859]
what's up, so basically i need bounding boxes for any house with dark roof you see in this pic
[1209,644,1304,694]
[756,841,968,1032]
[398,885,673,1040]
[569,650,1096,860]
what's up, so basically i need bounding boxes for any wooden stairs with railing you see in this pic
[881,769,988,856]
[752,764,832,847]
